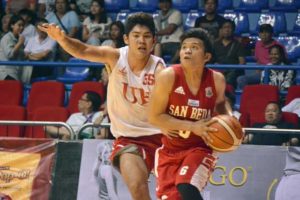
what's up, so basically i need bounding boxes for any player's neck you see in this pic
[128,54,150,76]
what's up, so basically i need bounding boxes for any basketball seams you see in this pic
[214,116,241,146]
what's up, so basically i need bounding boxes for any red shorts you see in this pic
[155,147,218,200]
[110,134,162,172]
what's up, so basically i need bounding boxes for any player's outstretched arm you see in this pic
[38,23,119,70]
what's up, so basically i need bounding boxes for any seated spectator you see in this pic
[101,21,125,48]
[214,19,246,88]
[282,98,300,118]
[82,0,112,45]
[261,44,294,91]
[19,8,37,45]
[237,24,286,90]
[245,101,298,146]
[38,0,55,18]
[0,15,25,80]
[5,0,36,15]
[155,0,183,64]
[46,0,81,61]
[23,18,57,82]
[194,0,226,42]
[0,14,12,39]
[45,91,108,139]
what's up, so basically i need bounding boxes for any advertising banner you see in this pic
[0,137,56,200]
[77,139,293,200]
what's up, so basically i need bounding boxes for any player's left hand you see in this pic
[161,129,179,139]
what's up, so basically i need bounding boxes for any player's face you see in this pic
[180,37,211,67]
[265,103,281,124]
[124,25,155,59]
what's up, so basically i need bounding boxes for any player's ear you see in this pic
[204,52,212,63]
[123,34,129,45]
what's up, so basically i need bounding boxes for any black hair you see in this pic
[269,44,290,65]
[54,0,71,13]
[110,21,125,48]
[204,0,218,7]
[159,0,172,4]
[8,15,24,31]
[18,8,36,24]
[89,0,108,23]
[266,101,282,113]
[221,19,236,32]
[180,29,213,55]
[259,24,273,34]
[85,91,102,112]
[35,18,48,26]
[125,12,155,36]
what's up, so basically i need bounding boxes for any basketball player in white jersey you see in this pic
[39,13,165,200]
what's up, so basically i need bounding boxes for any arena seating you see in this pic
[236,0,269,12]
[254,12,287,36]
[0,80,23,106]
[104,0,129,12]
[285,85,300,105]
[223,11,250,35]
[270,0,300,12]
[172,0,198,12]
[217,0,233,12]
[130,0,158,12]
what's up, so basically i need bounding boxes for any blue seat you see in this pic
[277,36,300,62]
[130,0,158,12]
[116,10,131,24]
[172,0,198,12]
[223,12,249,35]
[184,10,201,30]
[254,12,287,36]
[56,58,91,83]
[236,0,268,12]
[290,13,300,36]
[104,0,129,12]
[270,0,300,12]
[217,0,233,12]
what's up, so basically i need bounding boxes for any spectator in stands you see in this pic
[194,0,226,42]
[23,18,57,82]
[155,0,183,64]
[0,15,25,80]
[0,14,12,39]
[282,98,300,118]
[45,91,108,139]
[236,24,286,90]
[5,0,36,15]
[82,0,112,45]
[46,0,81,61]
[214,19,246,88]
[101,21,125,48]
[38,0,55,18]
[245,101,298,146]
[19,9,37,45]
[261,44,294,91]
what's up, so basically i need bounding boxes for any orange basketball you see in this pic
[207,115,244,153]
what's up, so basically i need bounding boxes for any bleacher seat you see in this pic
[56,58,98,84]
[0,80,23,106]
[270,0,299,12]
[254,12,287,36]
[184,10,201,30]
[27,81,65,119]
[285,85,300,105]
[223,12,249,35]
[172,0,198,12]
[277,36,300,62]
[130,0,158,12]
[116,10,131,24]
[236,0,269,12]
[291,13,300,36]
[217,0,233,12]
[104,0,129,12]
[25,107,70,138]
[239,84,279,127]
[67,81,105,114]
[0,105,26,137]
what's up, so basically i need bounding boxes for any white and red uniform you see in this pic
[108,46,165,171]
[155,65,218,200]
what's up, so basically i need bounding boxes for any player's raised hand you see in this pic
[38,23,66,42]
[192,118,218,144]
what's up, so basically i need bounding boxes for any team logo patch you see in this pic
[205,87,213,98]
[188,99,200,107]
[174,86,185,95]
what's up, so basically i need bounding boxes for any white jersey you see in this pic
[107,46,165,138]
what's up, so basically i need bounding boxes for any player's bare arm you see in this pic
[213,71,233,116]
[38,23,119,71]
[148,68,217,141]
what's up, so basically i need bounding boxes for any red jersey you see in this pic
[162,65,217,151]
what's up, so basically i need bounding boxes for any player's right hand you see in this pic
[38,23,66,42]
[192,118,218,145]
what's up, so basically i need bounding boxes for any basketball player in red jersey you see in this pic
[148,29,232,200]
[39,13,165,200]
